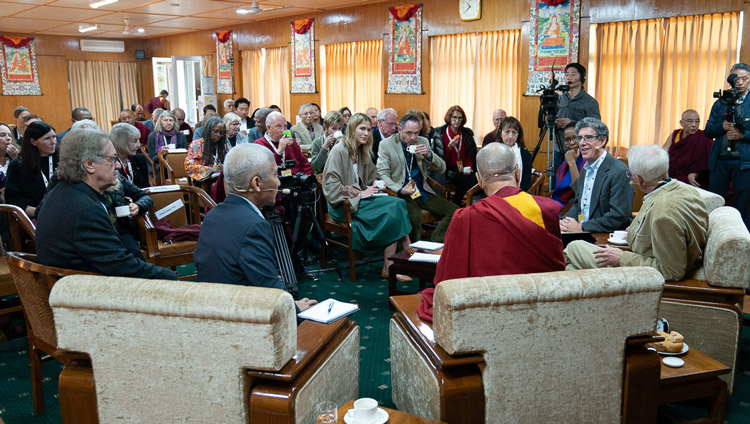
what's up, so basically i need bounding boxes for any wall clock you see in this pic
[459,0,481,21]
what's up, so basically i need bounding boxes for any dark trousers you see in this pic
[446,168,478,206]
[710,158,750,230]
[403,194,458,243]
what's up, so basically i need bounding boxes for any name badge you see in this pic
[409,181,421,200]
[182,129,190,135]
[457,160,463,169]
[577,214,585,223]
[281,169,292,176]
[154,199,184,221]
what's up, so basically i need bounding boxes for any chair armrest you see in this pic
[140,146,159,185]
[663,279,745,307]
[527,172,545,195]
[384,188,398,197]
[342,199,353,223]
[183,185,218,211]
[135,215,161,263]
[463,184,481,206]
[426,176,446,197]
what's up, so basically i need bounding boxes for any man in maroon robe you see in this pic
[418,143,565,322]
[119,109,151,148]
[662,109,713,187]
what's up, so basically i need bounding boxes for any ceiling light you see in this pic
[137,28,145,33]
[78,24,99,33]
[89,0,118,9]
[236,8,250,14]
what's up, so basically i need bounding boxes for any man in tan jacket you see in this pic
[377,113,457,242]
[565,144,709,281]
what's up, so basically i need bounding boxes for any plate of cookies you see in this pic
[652,331,689,356]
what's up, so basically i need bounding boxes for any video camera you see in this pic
[713,73,745,133]
[538,65,570,122]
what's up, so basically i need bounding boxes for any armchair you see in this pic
[390,267,665,423]
[158,149,189,185]
[50,276,360,424]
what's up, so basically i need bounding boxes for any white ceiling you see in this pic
[0,0,379,38]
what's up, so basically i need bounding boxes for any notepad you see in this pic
[409,241,444,251]
[297,298,359,324]
[408,252,441,263]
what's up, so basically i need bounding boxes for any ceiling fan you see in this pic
[122,18,133,35]
[248,0,262,14]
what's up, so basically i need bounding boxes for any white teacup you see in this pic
[407,145,417,154]
[374,180,385,190]
[353,397,378,423]
[115,205,131,218]
[463,166,472,175]
[609,230,627,241]
[333,130,344,139]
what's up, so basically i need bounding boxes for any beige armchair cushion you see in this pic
[694,206,750,288]
[431,267,664,423]
[679,181,724,214]
[50,276,297,424]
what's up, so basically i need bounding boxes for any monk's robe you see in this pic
[668,129,713,187]
[417,186,566,322]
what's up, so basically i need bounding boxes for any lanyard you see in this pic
[447,127,462,155]
[404,150,414,182]
[40,156,53,187]
[124,159,134,181]
[270,139,286,163]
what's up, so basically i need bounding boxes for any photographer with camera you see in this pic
[706,63,750,229]
[552,63,600,182]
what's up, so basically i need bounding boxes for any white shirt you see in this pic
[581,150,608,222]
[511,143,523,179]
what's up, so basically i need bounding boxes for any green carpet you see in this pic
[1,254,749,423]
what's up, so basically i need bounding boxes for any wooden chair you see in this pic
[139,146,159,186]
[461,171,545,207]
[384,176,446,238]
[315,174,357,282]
[135,185,216,279]
[6,252,97,416]
[158,149,190,185]
[0,203,36,253]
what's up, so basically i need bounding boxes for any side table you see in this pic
[337,399,446,424]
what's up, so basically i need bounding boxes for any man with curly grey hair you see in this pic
[35,128,176,280]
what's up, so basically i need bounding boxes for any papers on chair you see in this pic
[167,148,187,153]
[408,252,441,263]
[148,184,181,193]
[409,241,444,251]
[298,298,359,324]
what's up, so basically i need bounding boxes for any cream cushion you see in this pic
[689,206,750,287]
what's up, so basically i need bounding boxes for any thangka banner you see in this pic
[0,36,41,96]
[525,0,580,95]
[291,18,315,94]
[386,4,422,94]
[216,30,233,94]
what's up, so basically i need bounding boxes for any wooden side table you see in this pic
[387,249,436,300]
[658,346,730,424]
[337,399,446,424]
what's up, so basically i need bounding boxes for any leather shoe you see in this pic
[381,268,413,282]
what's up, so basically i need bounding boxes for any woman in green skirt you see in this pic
[322,113,412,281]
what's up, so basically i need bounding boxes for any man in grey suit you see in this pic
[560,117,634,233]
[194,143,316,314]
[377,114,457,242]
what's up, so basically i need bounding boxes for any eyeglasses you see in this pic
[98,154,119,164]
[450,115,463,121]
[382,121,397,126]
[576,135,601,143]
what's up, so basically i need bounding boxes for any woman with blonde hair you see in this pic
[322,113,412,281]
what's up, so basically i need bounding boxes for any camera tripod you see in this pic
[531,110,566,193]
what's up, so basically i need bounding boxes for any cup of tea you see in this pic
[609,230,627,242]
[374,180,385,190]
[353,398,378,423]
[407,145,417,154]
[333,130,344,139]
[115,205,131,218]
[463,166,472,174]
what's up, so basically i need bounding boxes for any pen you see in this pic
[327,301,334,315]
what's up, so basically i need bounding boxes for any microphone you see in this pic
[252,188,290,194]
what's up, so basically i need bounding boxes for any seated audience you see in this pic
[417,142,565,321]
[147,110,188,163]
[377,114,457,242]
[111,123,150,188]
[223,98,235,115]
[235,97,253,134]
[311,102,324,126]
[481,108,507,146]
[431,105,478,204]
[292,103,324,150]
[194,143,316,315]
[35,128,176,279]
[560,118,634,233]
[174,108,194,144]
[551,122,584,207]
[662,109,712,187]
[131,103,146,121]
[57,107,93,142]
[483,117,532,191]
[322,113,412,280]
[119,108,151,147]
[565,144,708,281]
[420,111,436,141]
[11,106,30,145]
[255,111,313,176]
[71,119,99,131]
[372,108,398,164]
[143,108,162,132]
[146,90,170,114]
[248,107,272,142]
[203,104,217,114]
[365,107,378,128]
[311,111,345,173]
[186,116,229,182]
[269,105,292,129]
[338,106,352,128]
[0,122,19,190]
[223,112,248,147]
[6,121,59,219]
[193,110,218,141]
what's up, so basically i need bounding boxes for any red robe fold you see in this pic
[417,186,565,322]
[668,129,712,187]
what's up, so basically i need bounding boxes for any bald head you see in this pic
[476,142,518,184]
[679,109,700,137]
[493,109,507,129]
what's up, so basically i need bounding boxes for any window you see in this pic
[589,12,742,153]
[320,40,383,114]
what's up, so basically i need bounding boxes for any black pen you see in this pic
[327,301,334,315]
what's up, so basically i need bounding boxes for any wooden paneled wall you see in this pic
[2,0,747,167]
[0,35,147,133]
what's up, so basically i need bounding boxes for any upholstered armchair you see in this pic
[50,277,359,424]
[390,267,665,423]
[660,206,750,393]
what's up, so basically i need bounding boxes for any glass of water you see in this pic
[316,400,338,423]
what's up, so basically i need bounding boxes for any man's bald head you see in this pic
[493,109,507,128]
[679,109,700,137]
[476,142,518,184]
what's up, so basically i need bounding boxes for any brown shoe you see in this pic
[396,274,413,282]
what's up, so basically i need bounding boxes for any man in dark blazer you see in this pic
[560,117,634,233]
[35,128,176,280]
[194,143,316,315]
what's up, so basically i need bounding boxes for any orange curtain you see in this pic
[321,40,383,114]
[68,61,137,131]
[590,12,740,154]
[240,48,289,114]
[430,30,521,144]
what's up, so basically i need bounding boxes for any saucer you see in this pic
[607,237,628,246]
[343,407,389,424]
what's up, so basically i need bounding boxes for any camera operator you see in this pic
[254,111,313,177]
[706,63,750,230]
[553,63,600,183]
